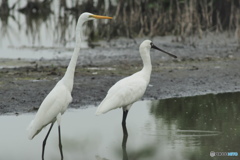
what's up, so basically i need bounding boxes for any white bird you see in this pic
[27,12,112,160]
[95,40,177,127]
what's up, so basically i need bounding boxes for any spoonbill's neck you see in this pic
[62,19,84,91]
[140,48,152,76]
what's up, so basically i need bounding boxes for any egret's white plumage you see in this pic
[27,12,112,159]
[28,80,72,139]
[96,40,176,124]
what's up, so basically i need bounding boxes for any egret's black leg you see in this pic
[122,124,128,160]
[42,122,54,160]
[122,110,128,126]
[58,125,63,160]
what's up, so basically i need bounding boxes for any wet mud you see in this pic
[0,36,240,114]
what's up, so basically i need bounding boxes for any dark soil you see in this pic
[0,35,240,115]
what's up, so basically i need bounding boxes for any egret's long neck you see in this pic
[140,48,152,80]
[62,19,84,91]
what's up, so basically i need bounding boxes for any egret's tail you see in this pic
[27,120,42,140]
[27,120,35,140]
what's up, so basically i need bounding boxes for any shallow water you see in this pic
[0,92,240,160]
[0,0,91,60]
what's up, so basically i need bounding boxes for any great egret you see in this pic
[27,12,112,160]
[95,40,177,126]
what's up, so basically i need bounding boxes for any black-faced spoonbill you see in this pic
[95,40,177,128]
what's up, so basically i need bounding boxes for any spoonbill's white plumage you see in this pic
[95,40,177,126]
[27,12,112,160]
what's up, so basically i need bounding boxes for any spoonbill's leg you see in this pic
[122,110,129,126]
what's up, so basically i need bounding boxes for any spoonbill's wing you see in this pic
[96,73,148,115]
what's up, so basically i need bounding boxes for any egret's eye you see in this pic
[150,42,153,47]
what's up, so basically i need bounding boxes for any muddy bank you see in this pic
[0,35,240,114]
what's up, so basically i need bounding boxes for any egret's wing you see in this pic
[96,73,148,115]
[38,84,71,124]
[28,81,72,139]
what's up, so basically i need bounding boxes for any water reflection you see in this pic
[0,0,113,48]
[0,92,240,160]
[149,92,240,159]
[0,0,18,44]
[0,0,10,29]
[18,0,52,16]
[122,125,128,160]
